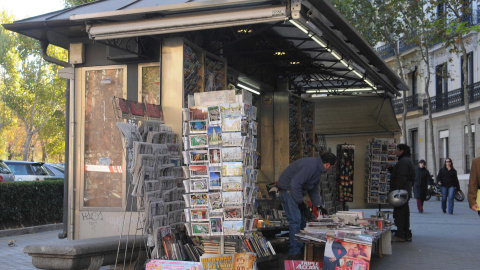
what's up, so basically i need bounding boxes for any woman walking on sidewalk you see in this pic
[437,158,460,215]
[414,160,432,213]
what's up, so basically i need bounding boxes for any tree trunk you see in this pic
[23,131,34,161]
[393,48,407,144]
[41,139,47,162]
[459,39,474,171]
[423,49,437,179]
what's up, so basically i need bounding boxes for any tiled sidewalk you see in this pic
[1,199,479,269]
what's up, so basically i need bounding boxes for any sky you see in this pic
[1,0,65,20]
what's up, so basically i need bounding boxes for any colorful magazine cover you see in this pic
[190,120,208,134]
[284,261,321,270]
[221,132,243,147]
[222,191,243,206]
[222,116,242,132]
[189,150,209,163]
[146,260,203,270]
[209,171,222,190]
[323,236,371,270]
[208,105,221,125]
[222,177,243,191]
[208,148,222,165]
[189,134,208,149]
[221,147,243,162]
[208,192,222,209]
[200,254,234,270]
[207,126,222,145]
[222,162,243,177]
[210,217,223,235]
[223,206,243,220]
[223,220,244,235]
[191,222,210,236]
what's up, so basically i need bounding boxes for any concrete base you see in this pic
[24,235,147,270]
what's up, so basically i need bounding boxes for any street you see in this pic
[1,199,479,269]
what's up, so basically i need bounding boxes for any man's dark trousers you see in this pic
[279,189,306,255]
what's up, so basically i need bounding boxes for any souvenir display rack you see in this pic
[182,40,227,107]
[181,89,259,240]
[365,138,397,204]
[319,168,343,215]
[274,93,315,178]
[114,98,190,260]
[337,144,355,203]
[301,99,315,158]
[289,95,301,163]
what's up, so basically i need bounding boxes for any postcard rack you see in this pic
[181,89,259,241]
[365,138,397,204]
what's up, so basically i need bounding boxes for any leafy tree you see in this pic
[400,0,442,176]
[0,11,67,160]
[328,0,382,46]
[441,0,480,168]
[64,0,97,8]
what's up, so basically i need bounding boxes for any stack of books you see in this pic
[203,238,221,254]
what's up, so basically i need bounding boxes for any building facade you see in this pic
[377,3,480,183]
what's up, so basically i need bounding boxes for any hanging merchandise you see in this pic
[337,144,355,203]
[365,138,397,204]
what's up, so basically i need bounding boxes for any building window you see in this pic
[410,129,418,164]
[436,63,448,110]
[439,129,449,166]
[461,52,474,88]
[410,67,417,96]
[465,124,475,173]
[437,3,445,19]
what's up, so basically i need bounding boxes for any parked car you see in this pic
[0,160,15,183]
[43,163,65,178]
[3,161,51,181]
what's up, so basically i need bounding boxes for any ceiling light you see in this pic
[274,51,286,56]
[237,83,261,95]
[290,19,309,34]
[237,29,252,33]
[306,88,373,93]
[290,61,300,65]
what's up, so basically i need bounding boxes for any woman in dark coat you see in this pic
[437,158,460,214]
[413,160,432,213]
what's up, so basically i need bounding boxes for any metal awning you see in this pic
[2,0,408,97]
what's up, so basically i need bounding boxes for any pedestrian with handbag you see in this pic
[437,158,460,215]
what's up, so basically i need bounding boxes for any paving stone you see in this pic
[1,200,479,269]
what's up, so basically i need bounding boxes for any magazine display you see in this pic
[365,138,396,204]
[183,89,258,237]
[116,116,187,261]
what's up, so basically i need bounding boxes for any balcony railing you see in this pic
[377,9,480,59]
[377,43,394,59]
[392,94,423,115]
[422,81,480,115]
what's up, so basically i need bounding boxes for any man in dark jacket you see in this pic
[278,152,337,259]
[413,159,432,213]
[388,144,415,242]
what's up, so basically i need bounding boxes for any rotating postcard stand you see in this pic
[182,88,261,258]
[365,138,397,215]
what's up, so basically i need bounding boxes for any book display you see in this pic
[365,138,397,204]
[337,144,355,203]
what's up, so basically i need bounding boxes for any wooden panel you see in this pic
[259,93,274,182]
[273,92,290,181]
[161,38,184,139]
